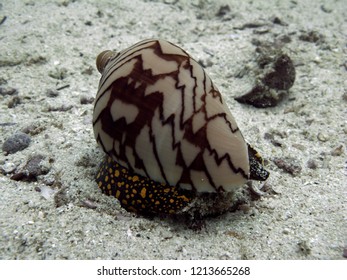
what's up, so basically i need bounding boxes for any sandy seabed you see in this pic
[0,0,346,259]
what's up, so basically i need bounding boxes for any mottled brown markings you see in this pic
[163,44,245,184]
[96,41,158,103]
[94,39,249,192]
[183,58,245,184]
[152,42,223,190]
[106,79,164,178]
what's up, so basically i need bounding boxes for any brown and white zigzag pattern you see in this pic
[93,39,250,192]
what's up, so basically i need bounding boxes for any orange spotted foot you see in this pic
[96,156,193,215]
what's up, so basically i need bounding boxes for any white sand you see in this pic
[0,0,345,259]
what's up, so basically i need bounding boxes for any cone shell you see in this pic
[93,39,251,193]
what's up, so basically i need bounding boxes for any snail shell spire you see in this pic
[96,50,115,73]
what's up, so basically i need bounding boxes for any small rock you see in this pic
[0,15,7,26]
[81,199,97,209]
[235,84,287,108]
[270,16,287,26]
[0,87,18,96]
[2,132,31,154]
[46,89,59,97]
[80,95,94,104]
[299,30,325,44]
[38,211,45,220]
[7,96,21,108]
[0,162,16,174]
[0,77,7,85]
[307,159,318,169]
[26,55,47,66]
[163,0,178,4]
[10,154,49,181]
[48,67,68,80]
[330,145,344,156]
[0,55,24,67]
[238,204,251,213]
[342,90,347,102]
[298,240,311,256]
[262,54,295,90]
[46,104,73,112]
[273,157,302,176]
[320,5,333,13]
[235,49,295,108]
[292,143,305,151]
[54,187,69,207]
[21,122,47,136]
[81,66,93,75]
[236,21,268,30]
[40,185,57,200]
[216,5,230,18]
[224,231,243,239]
[275,34,292,45]
[317,132,329,142]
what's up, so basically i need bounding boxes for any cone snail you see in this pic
[93,39,269,215]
